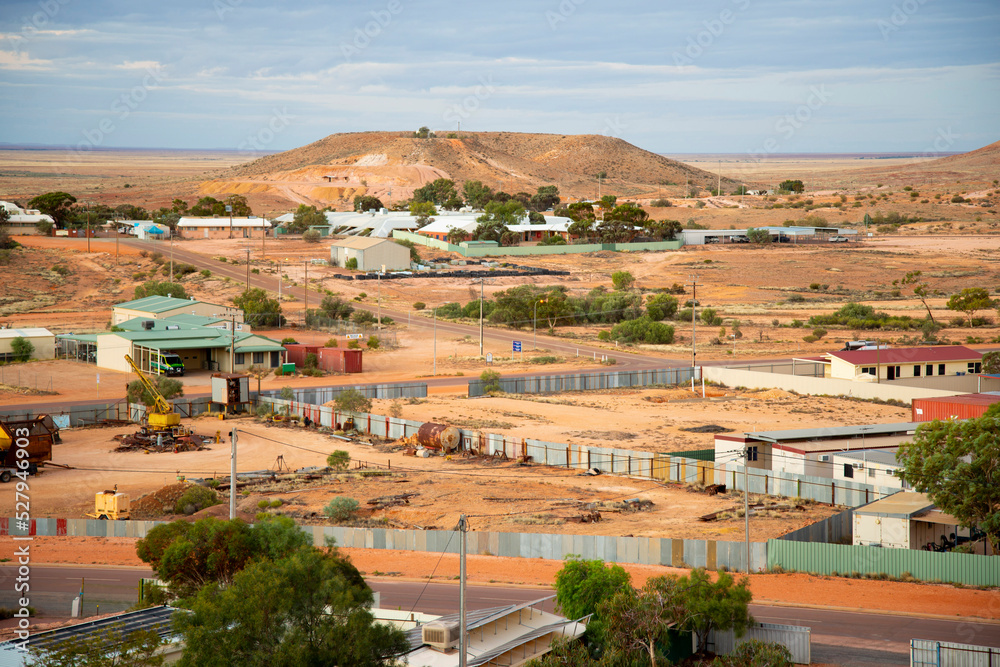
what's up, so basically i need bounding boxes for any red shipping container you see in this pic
[317,347,363,373]
[912,393,1000,422]
[283,344,320,367]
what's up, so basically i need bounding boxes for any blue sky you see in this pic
[0,0,997,154]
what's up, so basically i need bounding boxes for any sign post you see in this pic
[512,340,521,361]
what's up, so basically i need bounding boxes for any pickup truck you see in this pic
[830,235,850,243]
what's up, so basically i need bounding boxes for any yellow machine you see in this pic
[125,353,181,430]
[88,486,130,520]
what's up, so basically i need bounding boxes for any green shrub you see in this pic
[480,369,502,393]
[327,450,350,470]
[712,639,793,667]
[257,499,270,509]
[529,355,559,364]
[304,352,318,369]
[51,264,70,276]
[812,328,827,339]
[174,486,219,515]
[325,338,338,347]
[280,337,297,345]
[303,229,321,243]
[200,269,211,278]
[348,340,361,349]
[802,334,819,343]
[270,499,283,508]
[10,337,34,362]
[413,301,426,310]
[323,497,359,522]
[345,257,358,270]
[609,316,675,344]
[367,335,380,349]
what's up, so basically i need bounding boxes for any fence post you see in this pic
[832,482,836,505]
[566,447,570,469]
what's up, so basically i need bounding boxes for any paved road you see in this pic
[5,564,998,664]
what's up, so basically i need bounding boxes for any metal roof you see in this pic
[855,491,934,518]
[114,296,209,313]
[828,345,980,366]
[0,606,180,656]
[177,216,272,228]
[0,327,53,338]
[915,393,1000,407]
[403,597,556,652]
[747,422,921,443]
[331,236,400,250]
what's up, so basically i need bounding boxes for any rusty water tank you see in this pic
[416,423,461,452]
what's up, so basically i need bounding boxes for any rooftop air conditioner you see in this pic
[819,455,830,462]
[422,621,460,652]
[142,320,155,330]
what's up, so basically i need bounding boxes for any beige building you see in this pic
[1,201,55,235]
[112,296,243,326]
[853,492,986,553]
[176,216,272,240]
[330,236,410,272]
[0,327,55,361]
[820,346,982,382]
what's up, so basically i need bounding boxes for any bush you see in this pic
[345,257,358,270]
[413,301,426,310]
[10,337,34,362]
[51,264,70,276]
[325,338,338,347]
[280,337,297,345]
[334,388,372,413]
[200,269,211,278]
[480,369,502,393]
[951,195,965,203]
[174,486,219,515]
[327,450,350,470]
[302,229,321,243]
[348,340,361,349]
[646,293,678,321]
[802,334,819,343]
[352,310,376,325]
[609,316,675,344]
[367,335,380,349]
[812,327,827,339]
[304,352,318,369]
[650,198,672,207]
[323,497,359,523]
[270,499,283,508]
[712,639,793,667]
[257,499,270,509]
[529,355,559,364]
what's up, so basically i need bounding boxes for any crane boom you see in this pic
[125,354,175,417]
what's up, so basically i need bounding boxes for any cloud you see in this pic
[115,60,162,70]
[0,50,52,71]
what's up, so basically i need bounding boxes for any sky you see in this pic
[0,0,998,155]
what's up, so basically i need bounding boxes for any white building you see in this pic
[853,492,987,553]
[832,449,906,491]
[0,200,55,234]
[330,236,411,271]
[0,327,55,361]
[176,216,272,239]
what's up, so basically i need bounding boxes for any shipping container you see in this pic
[317,347,363,373]
[912,393,1000,422]
[283,344,320,367]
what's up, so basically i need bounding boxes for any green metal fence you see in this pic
[767,539,1000,586]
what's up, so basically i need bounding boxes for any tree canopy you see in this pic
[289,205,327,234]
[778,179,804,193]
[475,200,525,244]
[28,192,77,226]
[353,195,384,212]
[134,280,189,300]
[462,180,493,209]
[128,375,183,407]
[896,403,1000,554]
[234,288,284,327]
[413,178,460,208]
[947,287,995,327]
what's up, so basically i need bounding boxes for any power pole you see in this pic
[245,246,251,292]
[718,159,722,196]
[304,260,309,327]
[458,514,468,667]
[229,314,236,372]
[230,427,238,520]
[433,308,437,375]
[377,268,382,329]
[689,275,700,391]
[744,444,751,573]
[86,203,91,253]
[477,278,484,357]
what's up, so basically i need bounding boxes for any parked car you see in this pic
[830,235,850,243]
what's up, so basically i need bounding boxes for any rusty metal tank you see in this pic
[416,423,461,452]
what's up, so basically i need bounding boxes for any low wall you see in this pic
[392,231,683,257]
[704,366,957,404]
[702,623,810,665]
[767,539,1000,586]
[468,367,696,397]
[0,517,767,572]
[259,383,427,404]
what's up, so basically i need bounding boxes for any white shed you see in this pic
[0,327,55,361]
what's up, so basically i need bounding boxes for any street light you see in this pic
[533,297,547,350]
[730,333,737,356]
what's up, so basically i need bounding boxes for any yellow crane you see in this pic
[125,354,181,430]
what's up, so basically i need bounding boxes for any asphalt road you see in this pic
[4,564,998,664]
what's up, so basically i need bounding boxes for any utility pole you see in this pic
[230,427,238,520]
[744,443,751,573]
[86,202,91,253]
[170,233,174,281]
[690,275,700,391]
[458,514,468,667]
[245,246,251,292]
[433,308,437,375]
[377,268,382,329]
[304,261,309,327]
[230,314,236,372]
[477,278,484,357]
[115,223,119,265]
[718,159,722,196]
[277,259,282,304]
[228,201,233,240]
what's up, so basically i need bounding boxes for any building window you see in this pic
[253,352,265,364]
[913,365,921,377]
[938,364,945,375]
[969,362,982,373]
[234,352,245,365]
[868,468,875,478]
[860,366,876,376]
[746,446,758,462]
[270,351,280,367]
[926,364,933,376]
[843,464,854,479]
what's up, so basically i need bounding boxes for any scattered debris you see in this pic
[367,493,418,510]
[112,426,215,453]
[705,483,727,496]
[680,424,734,434]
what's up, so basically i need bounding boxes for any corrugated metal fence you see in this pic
[767,540,1000,587]
[701,623,811,665]
[777,507,853,544]
[468,367,698,397]
[911,639,1000,667]
[259,382,427,405]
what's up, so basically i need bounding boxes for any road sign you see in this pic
[512,341,521,352]
[346,333,363,340]
[486,353,493,364]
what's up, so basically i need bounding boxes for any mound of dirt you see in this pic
[208,131,745,208]
[130,482,197,519]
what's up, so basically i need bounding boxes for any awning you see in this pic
[236,344,285,353]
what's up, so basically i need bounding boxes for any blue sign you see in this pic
[512,341,522,352]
